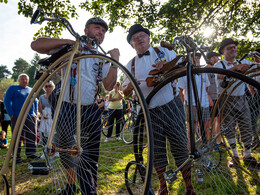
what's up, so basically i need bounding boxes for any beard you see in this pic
[87,32,103,45]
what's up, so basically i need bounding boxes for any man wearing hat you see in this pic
[123,24,195,195]
[214,38,259,168]
[206,52,223,146]
[31,17,120,194]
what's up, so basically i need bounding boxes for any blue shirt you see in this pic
[4,85,38,118]
[0,138,8,145]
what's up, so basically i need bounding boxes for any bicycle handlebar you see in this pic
[30,7,102,50]
[239,51,260,63]
[172,35,210,65]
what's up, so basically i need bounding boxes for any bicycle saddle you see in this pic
[38,44,73,67]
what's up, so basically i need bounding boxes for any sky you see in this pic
[0,1,136,72]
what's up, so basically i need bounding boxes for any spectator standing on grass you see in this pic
[0,94,11,136]
[104,81,124,142]
[4,73,38,164]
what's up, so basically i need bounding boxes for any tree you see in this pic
[0,65,11,81]
[3,0,259,55]
[26,53,40,87]
[0,78,18,100]
[11,58,30,81]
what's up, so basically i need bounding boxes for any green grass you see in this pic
[1,125,259,195]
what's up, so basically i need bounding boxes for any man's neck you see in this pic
[137,46,150,54]
[19,85,28,88]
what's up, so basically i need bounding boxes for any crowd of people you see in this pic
[0,16,259,195]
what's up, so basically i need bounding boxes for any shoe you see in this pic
[243,156,260,168]
[229,156,240,168]
[16,158,22,164]
[104,137,110,143]
[59,184,76,195]
[116,137,122,141]
[27,155,40,160]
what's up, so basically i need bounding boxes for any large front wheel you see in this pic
[0,53,153,195]
[145,66,260,194]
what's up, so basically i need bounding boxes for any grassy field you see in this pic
[0,126,259,195]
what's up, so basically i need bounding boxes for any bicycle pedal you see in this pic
[29,162,49,175]
[164,169,177,184]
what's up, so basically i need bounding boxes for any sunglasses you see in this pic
[45,85,53,88]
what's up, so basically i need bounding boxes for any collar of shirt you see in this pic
[223,59,238,66]
[138,50,150,58]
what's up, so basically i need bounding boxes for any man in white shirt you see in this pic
[214,38,259,168]
[31,17,120,195]
[123,24,195,195]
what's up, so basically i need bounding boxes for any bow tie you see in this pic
[138,50,150,58]
[227,62,237,66]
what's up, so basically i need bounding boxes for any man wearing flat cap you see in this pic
[31,17,120,194]
[214,38,259,168]
[123,24,195,195]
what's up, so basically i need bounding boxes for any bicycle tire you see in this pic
[1,175,9,195]
[0,53,153,195]
[125,160,147,195]
[122,116,135,144]
[145,66,260,194]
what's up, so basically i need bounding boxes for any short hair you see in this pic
[43,81,55,92]
[18,73,29,81]
[0,131,6,136]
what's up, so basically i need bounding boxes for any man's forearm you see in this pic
[31,37,75,54]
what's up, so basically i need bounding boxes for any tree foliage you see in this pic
[0,65,11,81]
[11,58,30,81]
[0,78,18,100]
[2,0,260,55]
[17,0,78,39]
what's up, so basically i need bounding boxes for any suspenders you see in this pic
[131,47,166,77]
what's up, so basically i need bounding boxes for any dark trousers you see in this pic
[1,120,11,135]
[150,99,189,169]
[11,116,37,159]
[56,102,101,195]
[107,109,123,138]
